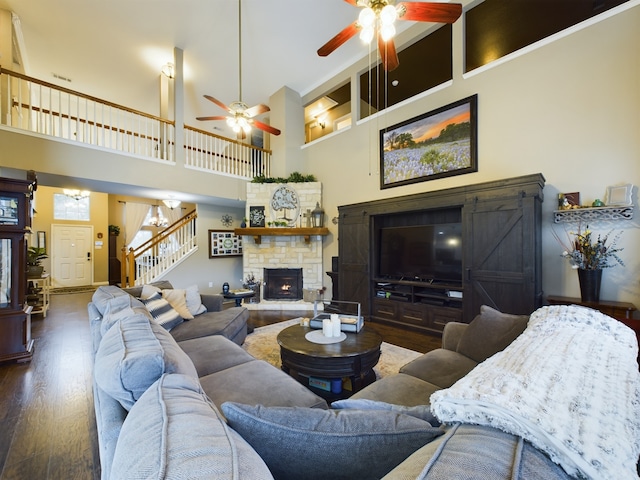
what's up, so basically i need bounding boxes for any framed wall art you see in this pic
[380,94,478,189]
[208,230,242,258]
[249,206,266,227]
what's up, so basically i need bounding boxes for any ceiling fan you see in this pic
[197,0,281,137]
[318,0,462,72]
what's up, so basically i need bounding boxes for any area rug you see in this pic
[242,319,422,379]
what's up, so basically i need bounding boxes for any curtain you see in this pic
[124,202,151,248]
[161,205,182,226]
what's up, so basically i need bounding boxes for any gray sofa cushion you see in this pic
[178,334,256,377]
[99,294,147,336]
[332,398,440,426]
[200,360,328,411]
[384,423,570,480]
[456,305,529,363]
[111,374,274,480]
[399,349,479,389]
[92,285,132,315]
[94,313,197,410]
[221,402,444,480]
[170,306,249,344]
[122,280,174,299]
[350,372,441,406]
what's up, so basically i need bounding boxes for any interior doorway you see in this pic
[51,224,94,288]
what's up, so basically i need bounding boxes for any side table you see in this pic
[223,290,254,307]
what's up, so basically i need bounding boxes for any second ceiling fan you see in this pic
[197,0,281,137]
[318,0,462,71]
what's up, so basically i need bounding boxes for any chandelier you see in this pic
[63,189,90,200]
[162,198,181,210]
[149,205,168,228]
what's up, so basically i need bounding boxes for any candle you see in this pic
[331,314,341,337]
[322,319,332,337]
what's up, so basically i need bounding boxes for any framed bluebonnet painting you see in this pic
[380,95,477,189]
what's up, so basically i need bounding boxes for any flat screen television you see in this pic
[378,223,462,283]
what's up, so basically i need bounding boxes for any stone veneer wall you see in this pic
[243,182,324,304]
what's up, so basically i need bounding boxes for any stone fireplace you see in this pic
[241,182,325,310]
[263,268,303,301]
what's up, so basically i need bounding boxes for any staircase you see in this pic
[121,210,197,287]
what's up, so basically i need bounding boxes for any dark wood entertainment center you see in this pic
[337,173,545,334]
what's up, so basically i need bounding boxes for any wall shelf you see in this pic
[553,205,634,223]
[234,227,329,244]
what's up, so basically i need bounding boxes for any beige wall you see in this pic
[298,6,640,313]
[32,186,109,285]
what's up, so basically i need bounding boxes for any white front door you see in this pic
[51,224,93,287]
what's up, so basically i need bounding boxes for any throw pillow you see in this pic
[331,398,441,427]
[456,305,529,363]
[185,284,207,316]
[162,288,194,320]
[111,374,273,480]
[221,402,444,480]
[140,291,184,331]
[141,283,161,299]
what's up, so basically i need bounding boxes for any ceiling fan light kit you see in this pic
[319,0,462,71]
[196,0,281,138]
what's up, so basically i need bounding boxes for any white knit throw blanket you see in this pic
[431,305,640,480]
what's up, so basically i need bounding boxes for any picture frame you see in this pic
[380,95,478,189]
[558,192,580,209]
[249,206,266,227]
[605,184,633,206]
[208,230,242,258]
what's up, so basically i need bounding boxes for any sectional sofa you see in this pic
[89,283,640,480]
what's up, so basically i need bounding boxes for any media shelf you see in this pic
[372,278,463,334]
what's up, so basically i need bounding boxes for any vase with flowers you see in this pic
[555,225,624,302]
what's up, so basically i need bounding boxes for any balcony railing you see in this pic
[0,67,270,179]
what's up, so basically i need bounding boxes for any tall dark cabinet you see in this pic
[0,175,36,362]
[338,173,544,334]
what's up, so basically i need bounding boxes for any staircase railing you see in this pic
[121,210,197,287]
[0,67,270,179]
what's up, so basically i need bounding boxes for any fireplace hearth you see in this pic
[264,268,303,301]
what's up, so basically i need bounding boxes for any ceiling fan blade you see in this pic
[245,104,270,118]
[203,94,231,113]
[253,119,281,136]
[378,35,399,72]
[397,2,463,23]
[318,22,360,57]
[196,115,227,121]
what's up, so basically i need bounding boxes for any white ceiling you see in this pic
[0,0,465,205]
[0,0,432,136]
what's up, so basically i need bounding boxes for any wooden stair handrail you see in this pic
[121,210,197,287]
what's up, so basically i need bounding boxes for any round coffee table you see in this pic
[277,325,382,399]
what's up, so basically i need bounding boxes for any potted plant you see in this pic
[26,246,48,278]
[555,225,624,302]
[109,224,121,236]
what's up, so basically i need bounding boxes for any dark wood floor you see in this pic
[0,293,442,479]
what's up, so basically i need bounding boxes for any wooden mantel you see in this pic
[234,227,329,244]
